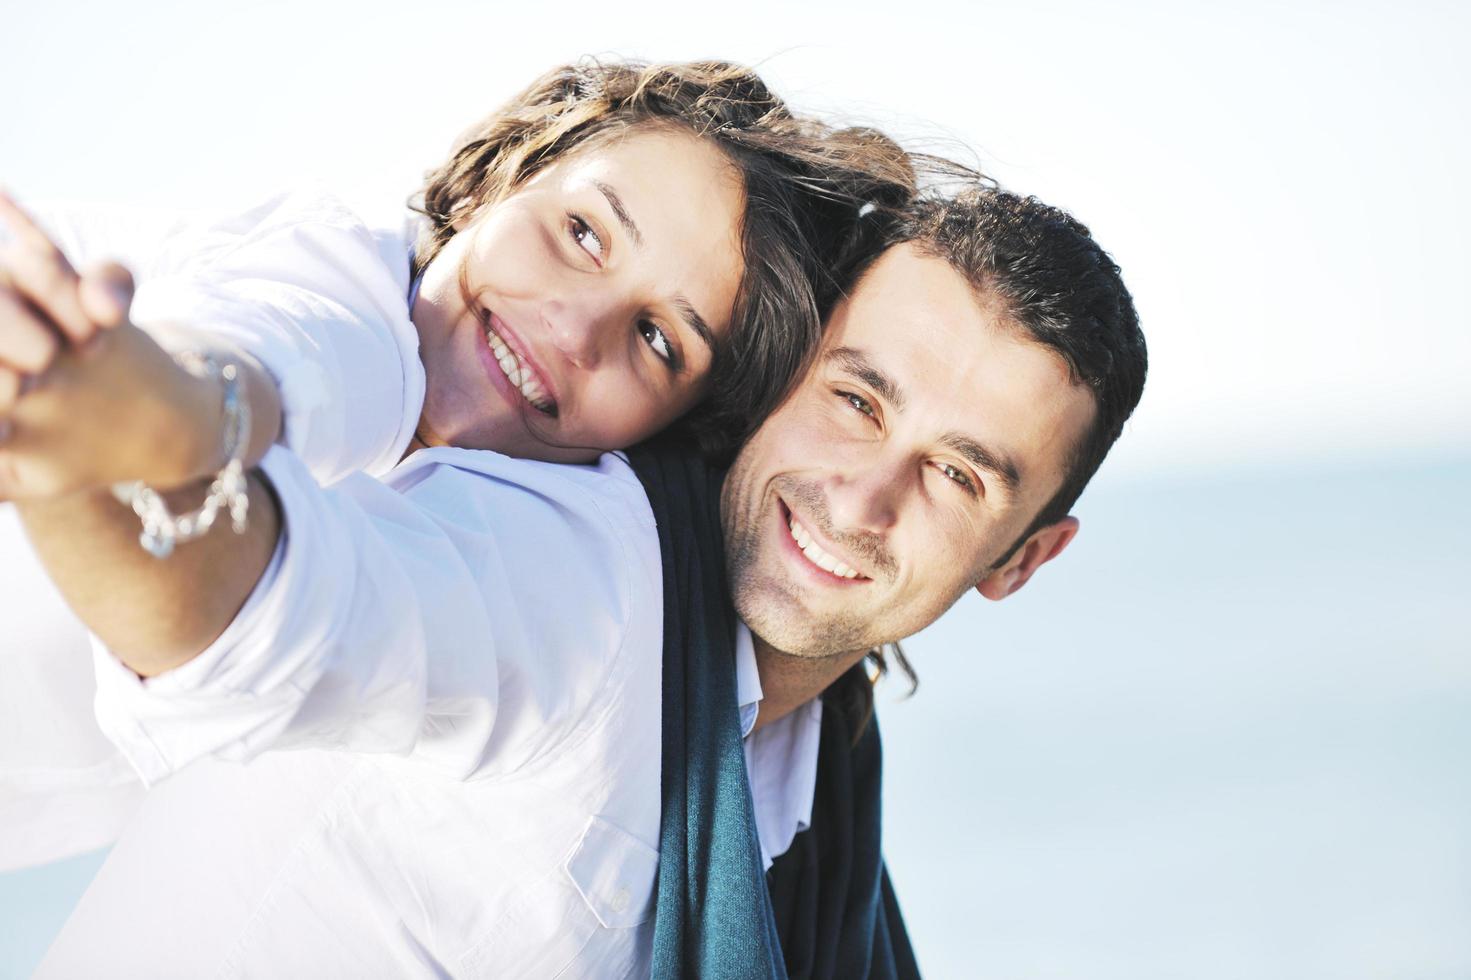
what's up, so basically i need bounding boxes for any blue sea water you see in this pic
[3,456,1468,978]
[881,455,1471,978]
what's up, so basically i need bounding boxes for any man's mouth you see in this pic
[483,316,557,415]
[786,508,865,580]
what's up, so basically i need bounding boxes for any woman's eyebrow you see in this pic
[672,296,715,358]
[594,181,644,249]
[592,179,713,360]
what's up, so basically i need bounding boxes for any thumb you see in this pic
[78,262,136,329]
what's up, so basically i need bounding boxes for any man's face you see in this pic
[722,243,1098,657]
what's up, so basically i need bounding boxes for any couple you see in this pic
[0,59,1146,977]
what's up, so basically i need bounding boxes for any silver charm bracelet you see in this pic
[111,352,252,559]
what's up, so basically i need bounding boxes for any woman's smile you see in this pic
[478,309,557,415]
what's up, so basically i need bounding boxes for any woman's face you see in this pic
[411,125,746,463]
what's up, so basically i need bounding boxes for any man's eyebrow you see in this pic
[943,433,1022,497]
[594,181,643,249]
[828,346,1020,495]
[672,295,716,357]
[826,346,905,411]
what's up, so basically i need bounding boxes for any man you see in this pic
[2,185,1144,977]
[641,187,1146,977]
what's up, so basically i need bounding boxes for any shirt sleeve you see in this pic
[22,193,426,484]
[91,446,658,787]
[19,202,204,282]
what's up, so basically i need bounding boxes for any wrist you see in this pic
[113,350,254,559]
[171,368,232,487]
[164,353,252,489]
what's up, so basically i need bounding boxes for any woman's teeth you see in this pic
[485,323,555,413]
[788,515,860,579]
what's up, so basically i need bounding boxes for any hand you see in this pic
[0,192,281,501]
[0,242,226,502]
[0,190,225,500]
[0,192,132,343]
[0,191,136,439]
[0,317,229,500]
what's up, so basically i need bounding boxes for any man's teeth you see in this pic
[788,515,860,579]
[485,325,554,411]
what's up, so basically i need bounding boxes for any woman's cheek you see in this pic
[476,214,554,291]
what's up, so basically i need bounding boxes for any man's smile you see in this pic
[777,497,871,585]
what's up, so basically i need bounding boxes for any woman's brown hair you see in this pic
[412,59,919,460]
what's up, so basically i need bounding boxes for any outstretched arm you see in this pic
[1,195,284,675]
[7,311,284,676]
[18,472,281,679]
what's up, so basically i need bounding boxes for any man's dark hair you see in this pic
[873,186,1147,563]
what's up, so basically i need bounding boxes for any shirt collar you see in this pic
[734,620,763,739]
[735,620,824,870]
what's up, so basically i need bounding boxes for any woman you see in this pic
[0,59,913,975]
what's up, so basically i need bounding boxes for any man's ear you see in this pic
[975,516,1080,601]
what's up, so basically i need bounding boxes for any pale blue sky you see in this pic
[3,1,1468,976]
[3,0,1466,476]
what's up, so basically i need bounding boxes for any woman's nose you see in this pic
[542,285,626,369]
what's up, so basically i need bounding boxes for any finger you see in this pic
[0,449,21,500]
[0,192,93,345]
[78,262,136,330]
[0,192,57,253]
[0,365,20,415]
[0,286,60,373]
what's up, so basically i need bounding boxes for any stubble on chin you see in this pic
[722,461,886,659]
[726,517,879,661]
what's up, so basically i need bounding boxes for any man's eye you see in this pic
[840,391,875,417]
[639,320,676,367]
[568,214,604,262]
[937,462,976,493]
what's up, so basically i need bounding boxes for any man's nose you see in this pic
[823,452,906,537]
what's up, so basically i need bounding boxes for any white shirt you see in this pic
[47,446,667,978]
[40,444,820,978]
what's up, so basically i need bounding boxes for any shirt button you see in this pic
[611,888,631,913]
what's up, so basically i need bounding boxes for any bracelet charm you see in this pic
[111,353,252,559]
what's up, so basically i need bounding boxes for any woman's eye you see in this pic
[639,320,676,366]
[840,391,876,417]
[937,462,976,493]
[568,215,604,263]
